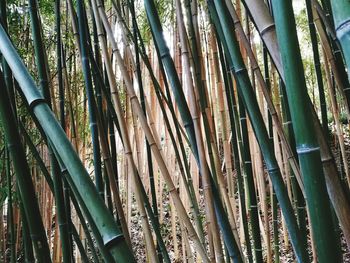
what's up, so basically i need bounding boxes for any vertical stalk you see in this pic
[0,23,136,263]
[128,2,162,260]
[54,1,72,261]
[5,148,16,263]
[144,1,244,262]
[306,0,328,134]
[76,0,103,198]
[217,27,253,261]
[209,1,309,262]
[271,1,339,262]
[0,70,52,263]
[330,0,350,79]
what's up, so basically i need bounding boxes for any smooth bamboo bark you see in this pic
[209,1,309,262]
[0,70,52,263]
[243,0,350,247]
[330,0,350,78]
[0,24,136,263]
[271,1,339,262]
[97,2,210,261]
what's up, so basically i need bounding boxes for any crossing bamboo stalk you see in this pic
[224,0,305,195]
[95,3,211,261]
[330,1,350,77]
[271,1,340,262]
[0,70,52,263]
[144,1,244,261]
[243,0,350,247]
[0,23,136,263]
[209,1,310,262]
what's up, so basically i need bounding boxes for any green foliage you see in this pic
[136,0,175,45]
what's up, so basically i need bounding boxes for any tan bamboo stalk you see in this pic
[312,6,350,118]
[225,0,305,194]
[131,104,143,182]
[170,154,179,260]
[179,163,192,262]
[210,23,236,211]
[252,119,272,262]
[323,49,350,188]
[239,0,282,74]
[144,92,204,249]
[65,0,135,250]
[189,4,243,257]
[239,0,350,247]
[53,215,59,262]
[62,51,79,151]
[257,205,268,252]
[181,219,195,263]
[252,29,273,261]
[126,98,133,231]
[97,3,210,261]
[273,125,289,248]
[89,2,159,261]
[176,1,221,261]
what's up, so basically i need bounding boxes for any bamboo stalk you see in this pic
[330,0,350,79]
[0,70,52,262]
[209,1,310,262]
[96,4,210,261]
[243,0,350,248]
[271,1,339,262]
[0,23,136,263]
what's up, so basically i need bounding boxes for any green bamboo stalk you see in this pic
[28,0,51,101]
[128,1,163,261]
[58,160,115,263]
[0,0,15,104]
[306,0,328,135]
[28,2,73,259]
[224,0,304,193]
[143,1,243,261]
[0,70,52,262]
[271,185,280,263]
[71,224,89,263]
[279,80,307,248]
[54,1,72,262]
[241,0,350,248]
[61,46,76,262]
[312,1,350,117]
[143,0,199,156]
[209,1,309,262]
[217,33,253,262]
[18,196,35,263]
[238,95,263,263]
[76,0,103,198]
[19,88,115,263]
[208,3,263,261]
[271,1,339,262]
[0,23,135,263]
[5,148,16,263]
[132,13,205,246]
[83,9,171,260]
[19,99,98,262]
[330,0,350,79]
[262,48,280,263]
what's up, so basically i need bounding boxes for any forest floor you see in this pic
[130,125,350,262]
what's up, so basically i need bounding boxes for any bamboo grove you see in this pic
[1,0,350,262]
